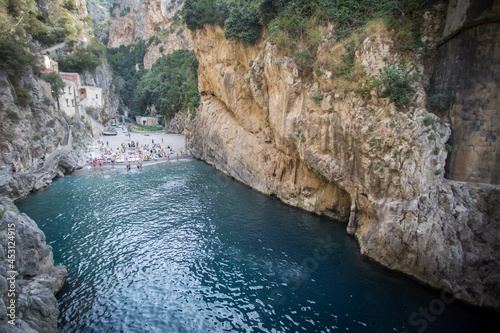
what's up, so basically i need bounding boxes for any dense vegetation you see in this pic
[183,0,261,44]
[183,0,434,46]
[58,38,105,73]
[0,0,99,107]
[107,41,199,121]
[106,40,149,113]
[132,50,199,120]
[0,33,35,79]
[1,0,87,48]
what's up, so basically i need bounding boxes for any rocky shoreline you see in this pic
[0,197,66,333]
[0,139,86,333]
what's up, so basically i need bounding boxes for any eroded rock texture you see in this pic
[185,25,500,310]
[0,198,66,333]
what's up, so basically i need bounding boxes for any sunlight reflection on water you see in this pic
[17,161,500,333]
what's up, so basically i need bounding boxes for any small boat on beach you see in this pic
[102,128,117,136]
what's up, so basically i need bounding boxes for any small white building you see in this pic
[135,116,159,126]
[58,73,81,117]
[57,72,103,117]
[79,86,103,109]
[41,55,58,72]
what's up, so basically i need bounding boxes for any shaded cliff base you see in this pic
[0,198,66,333]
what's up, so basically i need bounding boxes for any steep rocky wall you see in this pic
[107,0,193,68]
[185,25,500,310]
[0,68,86,332]
[0,70,87,201]
[143,27,194,69]
[436,22,500,185]
[0,198,66,333]
[108,0,183,47]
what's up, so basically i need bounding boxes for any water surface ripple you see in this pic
[17,161,499,332]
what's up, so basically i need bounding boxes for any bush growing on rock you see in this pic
[41,72,66,99]
[224,5,262,44]
[374,59,420,110]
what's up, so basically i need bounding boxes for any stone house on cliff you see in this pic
[40,56,103,117]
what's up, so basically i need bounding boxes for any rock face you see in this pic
[0,68,83,332]
[109,0,183,47]
[108,0,193,68]
[86,0,112,27]
[143,27,194,69]
[80,59,120,126]
[185,24,500,310]
[0,197,66,333]
[164,111,186,134]
[0,70,87,201]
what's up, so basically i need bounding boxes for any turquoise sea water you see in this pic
[17,160,500,333]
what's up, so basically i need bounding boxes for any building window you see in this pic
[96,94,98,100]
[71,100,74,107]
[66,99,69,107]
[68,87,72,94]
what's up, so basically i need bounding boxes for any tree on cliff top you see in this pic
[182,0,226,31]
[182,0,261,44]
[224,5,261,44]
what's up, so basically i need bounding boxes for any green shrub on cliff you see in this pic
[63,0,77,11]
[132,50,200,120]
[0,34,35,78]
[58,40,103,73]
[182,0,228,30]
[41,72,66,99]
[224,5,261,44]
[374,59,420,110]
[183,0,261,44]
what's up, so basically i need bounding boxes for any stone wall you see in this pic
[434,0,500,185]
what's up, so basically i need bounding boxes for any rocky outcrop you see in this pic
[0,68,83,331]
[108,0,193,68]
[80,59,120,126]
[143,26,194,69]
[0,197,66,333]
[108,0,183,47]
[185,24,500,310]
[434,0,500,184]
[86,0,112,27]
[0,70,87,201]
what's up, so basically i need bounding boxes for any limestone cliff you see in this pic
[0,70,88,201]
[0,198,66,333]
[185,21,500,311]
[108,0,193,68]
[0,68,84,331]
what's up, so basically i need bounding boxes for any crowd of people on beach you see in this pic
[89,138,189,170]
